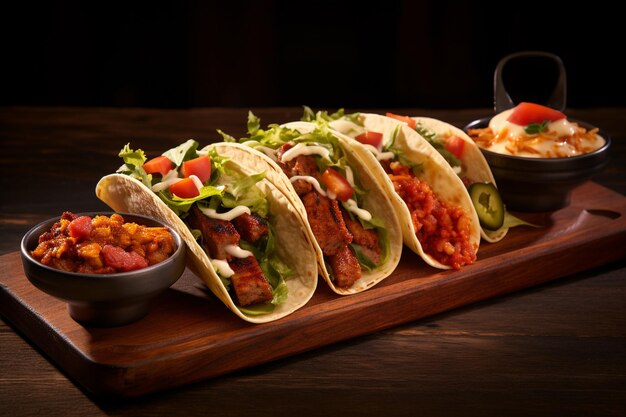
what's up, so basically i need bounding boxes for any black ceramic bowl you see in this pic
[20,212,187,327]
[464,118,611,212]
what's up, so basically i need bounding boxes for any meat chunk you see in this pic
[187,206,240,260]
[341,209,382,265]
[277,143,318,195]
[301,191,352,256]
[330,245,361,288]
[231,213,269,243]
[229,256,273,306]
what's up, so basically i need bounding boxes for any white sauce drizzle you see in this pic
[189,174,203,191]
[281,143,331,162]
[211,259,234,277]
[344,199,372,221]
[151,169,181,192]
[224,244,254,259]
[344,165,354,186]
[290,175,328,197]
[199,205,251,221]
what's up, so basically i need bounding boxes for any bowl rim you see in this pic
[20,211,185,279]
[463,116,611,163]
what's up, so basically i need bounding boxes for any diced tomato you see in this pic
[169,178,200,198]
[445,135,465,159]
[355,131,383,148]
[181,155,211,183]
[385,112,417,129]
[320,168,354,202]
[68,216,92,241]
[101,245,148,272]
[143,156,173,176]
[506,102,566,126]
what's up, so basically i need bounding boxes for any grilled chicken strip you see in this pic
[187,206,240,260]
[277,143,318,195]
[188,206,274,306]
[330,245,361,288]
[229,256,273,306]
[341,209,381,265]
[232,213,269,243]
[301,191,352,256]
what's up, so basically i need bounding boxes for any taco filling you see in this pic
[222,116,389,289]
[381,159,476,269]
[304,108,477,269]
[116,140,292,310]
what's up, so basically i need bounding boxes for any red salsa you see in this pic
[32,212,176,274]
[384,161,476,269]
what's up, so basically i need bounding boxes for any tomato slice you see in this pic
[506,102,566,126]
[444,135,465,159]
[169,178,200,198]
[181,155,211,183]
[355,131,383,148]
[385,112,417,129]
[320,168,354,202]
[144,156,174,176]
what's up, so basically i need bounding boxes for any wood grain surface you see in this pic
[1,107,625,416]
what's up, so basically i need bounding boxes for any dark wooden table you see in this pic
[1,107,625,416]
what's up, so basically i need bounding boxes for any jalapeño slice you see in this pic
[468,182,504,231]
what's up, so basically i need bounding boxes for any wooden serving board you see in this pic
[2,181,626,398]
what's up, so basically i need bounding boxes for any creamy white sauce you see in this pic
[344,165,354,187]
[211,259,234,277]
[242,141,278,160]
[485,108,605,158]
[189,174,204,191]
[199,205,251,221]
[281,143,331,162]
[344,199,372,222]
[290,175,328,196]
[151,169,182,192]
[328,119,363,136]
[224,244,254,259]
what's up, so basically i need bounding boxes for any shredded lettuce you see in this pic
[413,123,461,169]
[118,143,152,188]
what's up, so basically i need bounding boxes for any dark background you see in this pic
[2,1,623,109]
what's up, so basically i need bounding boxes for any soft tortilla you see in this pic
[329,113,482,270]
[411,116,508,242]
[96,143,318,323]
[217,128,403,295]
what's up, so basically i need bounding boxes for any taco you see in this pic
[218,116,403,295]
[304,109,481,270]
[384,113,518,242]
[95,140,318,323]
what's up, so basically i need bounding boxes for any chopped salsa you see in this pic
[32,212,176,273]
[383,161,477,269]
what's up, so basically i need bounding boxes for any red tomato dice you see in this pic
[68,216,92,241]
[355,131,383,148]
[101,245,148,272]
[169,178,200,198]
[385,112,417,129]
[506,102,566,126]
[444,135,465,159]
[181,156,212,183]
[320,168,354,202]
[143,156,174,176]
